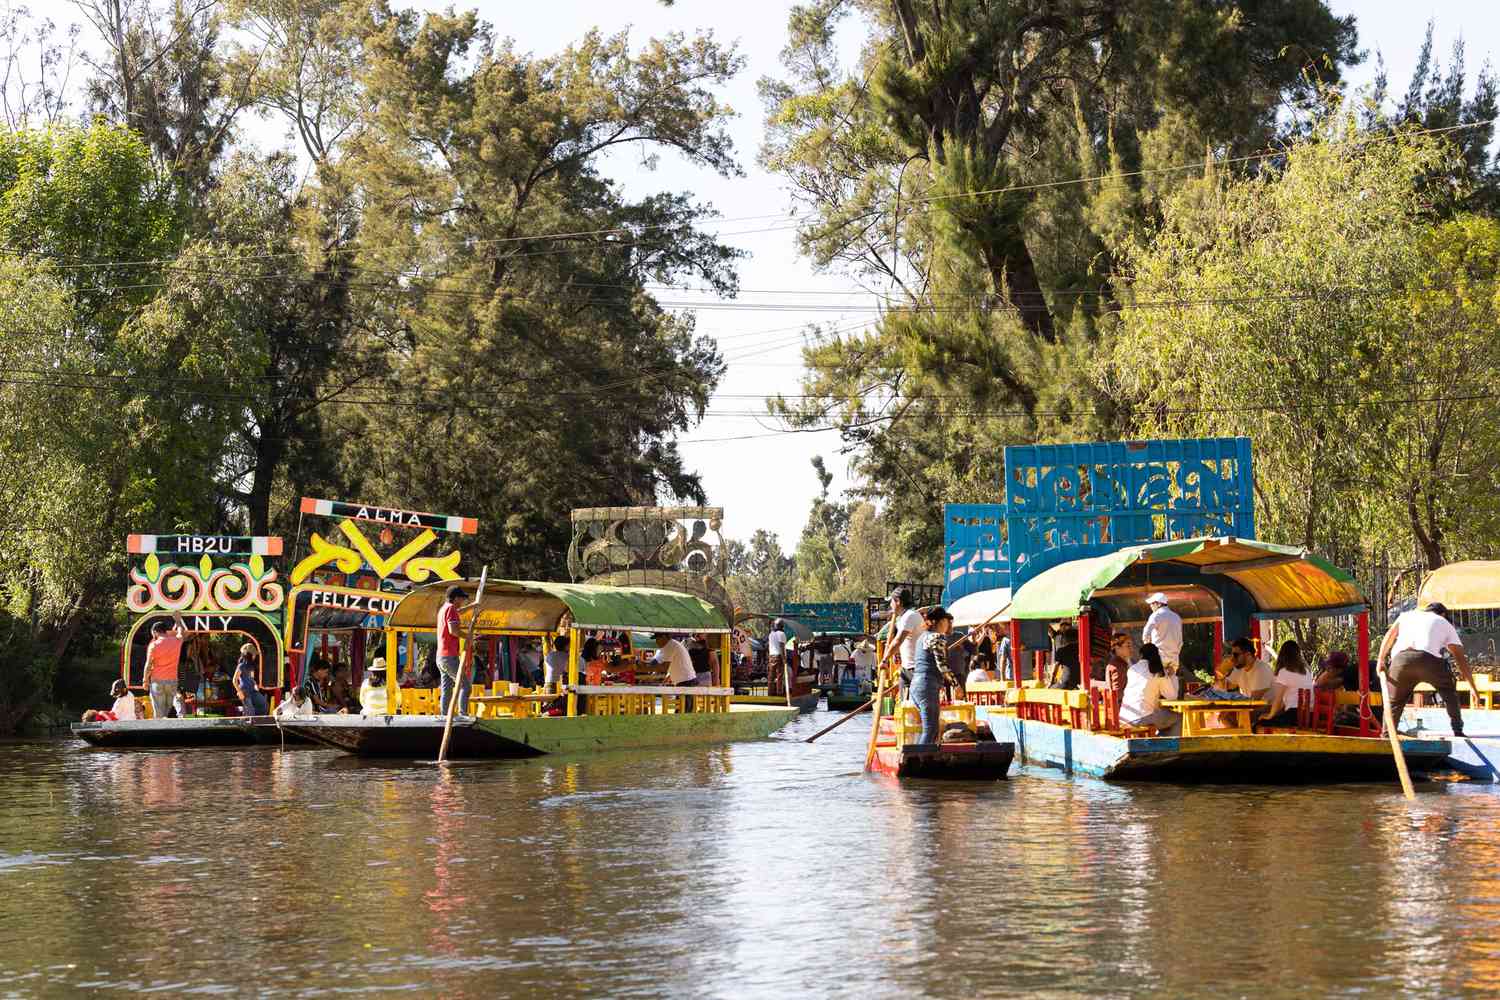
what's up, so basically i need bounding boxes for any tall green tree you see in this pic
[338,9,744,575]
[762,1,1359,566]
[726,530,797,624]
[1104,111,1500,581]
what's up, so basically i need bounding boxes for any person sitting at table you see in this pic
[1118,642,1181,736]
[966,658,999,687]
[1216,637,1274,701]
[1258,640,1316,727]
[582,637,607,685]
[359,659,397,716]
[305,659,340,713]
[1048,624,1081,689]
[1314,649,1349,690]
[1103,632,1132,709]
[274,684,317,718]
[652,633,698,711]
[329,662,360,713]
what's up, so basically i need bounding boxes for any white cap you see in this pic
[1146,592,1169,606]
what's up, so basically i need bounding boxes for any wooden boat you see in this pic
[981,536,1453,783]
[73,716,316,748]
[277,579,797,759]
[825,680,871,712]
[864,688,1015,780]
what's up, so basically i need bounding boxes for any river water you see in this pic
[2,712,1498,999]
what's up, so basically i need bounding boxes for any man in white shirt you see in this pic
[766,620,787,676]
[878,588,926,685]
[852,640,876,683]
[544,636,571,688]
[653,633,698,711]
[1217,636,1274,698]
[833,639,853,680]
[1143,591,1185,688]
[1377,602,1475,736]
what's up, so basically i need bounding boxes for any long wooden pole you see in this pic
[1376,665,1415,800]
[438,567,487,764]
[805,695,877,743]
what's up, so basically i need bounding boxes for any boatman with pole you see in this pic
[436,585,479,716]
[1143,592,1185,692]
[1376,601,1476,738]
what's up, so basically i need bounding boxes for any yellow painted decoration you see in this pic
[289,532,363,585]
[249,553,264,577]
[199,553,214,578]
[405,549,461,582]
[338,520,436,579]
[145,552,160,582]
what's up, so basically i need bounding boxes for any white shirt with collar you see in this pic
[1143,605,1184,665]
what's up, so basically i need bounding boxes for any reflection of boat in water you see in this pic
[279,579,797,758]
[981,537,1452,782]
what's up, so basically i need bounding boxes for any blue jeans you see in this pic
[438,655,469,716]
[241,691,269,717]
[911,670,942,745]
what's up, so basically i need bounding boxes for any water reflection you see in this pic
[1,721,1498,998]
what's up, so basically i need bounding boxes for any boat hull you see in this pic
[825,692,870,712]
[981,710,1452,782]
[1402,708,1500,780]
[871,740,1014,780]
[72,717,260,748]
[732,692,820,713]
[276,704,799,759]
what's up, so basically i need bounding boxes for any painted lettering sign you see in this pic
[127,534,283,556]
[300,497,477,534]
[781,602,867,635]
[305,588,399,615]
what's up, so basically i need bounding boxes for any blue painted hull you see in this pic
[1402,708,1500,781]
[977,708,1452,783]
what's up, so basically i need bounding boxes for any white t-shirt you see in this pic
[544,649,570,684]
[1225,660,1275,697]
[111,694,138,720]
[966,667,998,686]
[275,694,315,718]
[1270,669,1315,715]
[896,608,927,669]
[1143,606,1184,664]
[767,629,787,656]
[1391,610,1462,658]
[833,642,852,663]
[652,639,697,684]
[1119,660,1179,723]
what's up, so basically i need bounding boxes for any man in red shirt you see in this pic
[436,585,477,715]
[143,610,189,720]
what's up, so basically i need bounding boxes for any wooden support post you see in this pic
[386,629,399,713]
[1358,610,1374,737]
[566,628,581,717]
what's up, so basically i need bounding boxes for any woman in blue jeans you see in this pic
[911,606,954,745]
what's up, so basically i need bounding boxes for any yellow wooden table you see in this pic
[1162,699,1266,736]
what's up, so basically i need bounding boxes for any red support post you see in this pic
[1009,619,1023,687]
[1357,610,1373,736]
[1213,619,1224,668]
[1035,650,1046,686]
[1078,611,1091,687]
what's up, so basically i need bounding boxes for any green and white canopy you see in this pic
[389,579,730,634]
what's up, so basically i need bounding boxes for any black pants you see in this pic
[1387,649,1463,736]
[676,676,698,712]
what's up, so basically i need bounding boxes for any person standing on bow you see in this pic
[878,587,926,694]
[436,585,478,716]
[142,610,189,720]
[1377,601,1476,738]
[1143,592,1186,692]
[910,606,954,745]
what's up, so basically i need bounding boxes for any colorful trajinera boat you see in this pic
[276,579,797,758]
[1402,560,1500,780]
[729,613,820,712]
[981,537,1451,781]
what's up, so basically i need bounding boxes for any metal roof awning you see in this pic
[388,579,731,634]
[1007,537,1365,621]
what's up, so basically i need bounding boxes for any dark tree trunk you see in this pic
[985,237,1056,343]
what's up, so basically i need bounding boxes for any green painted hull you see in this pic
[276,705,798,759]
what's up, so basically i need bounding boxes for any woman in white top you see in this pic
[274,684,318,718]
[109,679,139,719]
[1259,640,1315,726]
[1118,643,1181,736]
[360,661,398,716]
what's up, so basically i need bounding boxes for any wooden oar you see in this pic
[438,567,488,765]
[1376,665,1415,800]
[805,692,878,743]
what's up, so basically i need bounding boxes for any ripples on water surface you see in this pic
[2,713,1498,998]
